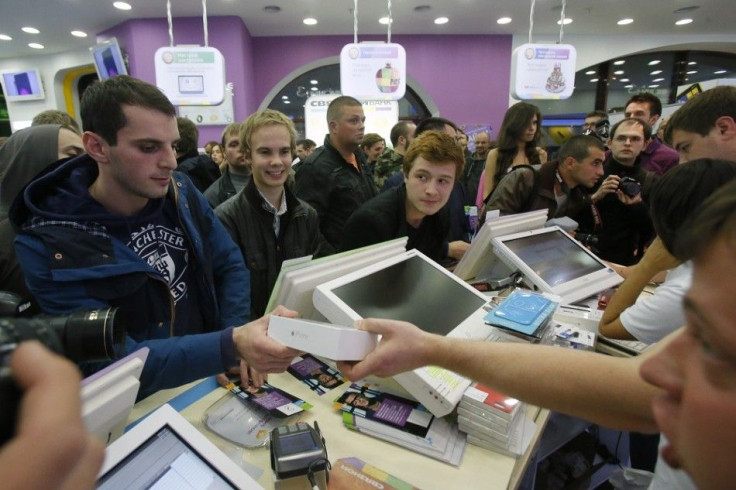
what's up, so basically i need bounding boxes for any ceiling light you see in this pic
[303,17,318,26]
[28,43,44,49]
[310,80,318,85]
[283,100,291,104]
[649,84,660,88]
[613,60,625,66]
[434,17,449,25]
[625,84,634,88]
[585,70,596,75]
[22,27,40,34]
[71,30,87,38]
[620,78,630,82]
[687,70,698,74]
[281,95,289,100]
[263,6,281,13]
[311,87,318,91]
[715,70,728,74]
[557,18,573,25]
[590,78,599,82]
[614,70,624,75]
[653,78,665,82]
[648,60,661,66]
[113,2,132,10]
[379,17,392,25]
[688,61,697,65]
[675,18,693,25]
[497,17,512,25]
[650,70,662,75]
[0,34,12,41]
[617,18,634,25]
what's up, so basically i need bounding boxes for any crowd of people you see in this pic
[1,74,736,489]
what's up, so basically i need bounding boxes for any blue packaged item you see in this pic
[484,290,558,336]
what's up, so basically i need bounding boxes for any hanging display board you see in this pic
[304,94,398,145]
[154,46,225,106]
[340,43,406,101]
[510,43,577,100]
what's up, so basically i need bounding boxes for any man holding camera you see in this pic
[585,117,658,265]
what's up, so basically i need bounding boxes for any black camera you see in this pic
[576,233,599,249]
[583,118,610,143]
[0,291,126,444]
[618,176,642,197]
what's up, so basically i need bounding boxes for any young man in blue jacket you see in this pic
[10,76,298,398]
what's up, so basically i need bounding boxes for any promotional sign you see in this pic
[510,43,577,100]
[340,43,406,101]
[304,94,398,145]
[154,46,225,106]
[178,83,235,125]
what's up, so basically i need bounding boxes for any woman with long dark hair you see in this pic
[480,102,548,202]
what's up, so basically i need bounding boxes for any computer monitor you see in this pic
[97,404,261,489]
[1,69,45,102]
[453,209,549,282]
[313,249,505,417]
[82,348,148,444]
[266,238,408,320]
[491,226,623,305]
[90,38,128,80]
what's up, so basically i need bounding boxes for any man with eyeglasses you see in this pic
[584,117,658,265]
[624,93,679,175]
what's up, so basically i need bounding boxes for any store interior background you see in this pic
[1,0,735,145]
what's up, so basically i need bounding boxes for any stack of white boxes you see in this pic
[457,383,535,457]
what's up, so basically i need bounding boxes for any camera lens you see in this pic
[56,307,124,362]
[618,177,642,197]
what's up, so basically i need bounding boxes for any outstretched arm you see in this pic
[338,318,670,432]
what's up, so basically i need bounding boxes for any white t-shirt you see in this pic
[620,262,692,344]
[649,437,696,490]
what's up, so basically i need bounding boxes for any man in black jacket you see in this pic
[294,96,378,249]
[175,117,220,193]
[215,109,330,318]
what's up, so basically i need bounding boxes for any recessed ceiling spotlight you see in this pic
[414,5,431,12]
[281,95,288,100]
[263,6,281,13]
[650,70,662,75]
[620,78,630,82]
[311,87,318,91]
[585,70,596,75]
[590,78,599,82]
[303,17,318,26]
[557,18,573,25]
[648,60,661,66]
[688,61,697,65]
[22,27,40,34]
[613,60,625,66]
[625,84,634,88]
[28,43,44,49]
[0,34,12,41]
[648,84,660,88]
[653,78,665,82]
[379,17,393,25]
[71,30,87,38]
[715,70,728,74]
[113,2,132,11]
[687,70,698,74]
[283,100,291,104]
[675,18,693,25]
[617,18,634,25]
[434,17,449,25]
[310,80,318,85]
[614,70,625,75]
[497,17,512,25]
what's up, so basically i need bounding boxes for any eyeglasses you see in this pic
[613,135,644,143]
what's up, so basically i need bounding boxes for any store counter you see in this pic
[130,371,550,490]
